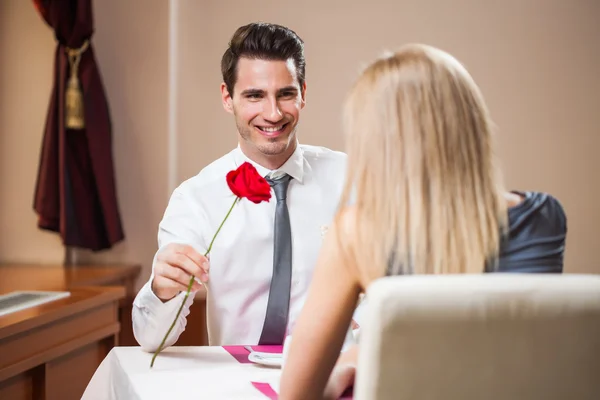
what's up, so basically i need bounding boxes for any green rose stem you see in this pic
[150,196,239,368]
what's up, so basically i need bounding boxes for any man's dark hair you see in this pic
[221,22,305,95]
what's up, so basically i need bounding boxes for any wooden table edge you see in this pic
[0,286,125,341]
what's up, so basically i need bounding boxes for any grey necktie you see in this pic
[258,173,293,345]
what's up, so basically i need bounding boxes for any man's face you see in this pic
[221,57,306,166]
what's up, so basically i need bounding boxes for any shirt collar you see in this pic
[233,142,305,183]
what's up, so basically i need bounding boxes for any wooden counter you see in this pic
[0,263,142,399]
[0,286,124,400]
[0,264,141,346]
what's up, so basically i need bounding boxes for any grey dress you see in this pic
[487,191,567,273]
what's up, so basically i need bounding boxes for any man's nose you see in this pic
[263,98,283,122]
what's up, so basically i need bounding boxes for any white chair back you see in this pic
[354,274,600,400]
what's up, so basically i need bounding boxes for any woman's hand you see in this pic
[323,364,356,400]
[322,345,359,399]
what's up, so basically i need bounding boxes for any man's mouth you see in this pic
[256,123,288,137]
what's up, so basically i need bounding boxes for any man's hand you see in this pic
[151,243,209,301]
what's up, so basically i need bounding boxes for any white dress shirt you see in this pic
[132,143,349,349]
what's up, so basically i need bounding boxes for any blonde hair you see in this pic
[339,44,507,277]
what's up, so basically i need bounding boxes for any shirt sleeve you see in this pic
[132,279,195,352]
[132,185,208,352]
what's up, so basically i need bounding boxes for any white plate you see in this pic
[248,351,283,368]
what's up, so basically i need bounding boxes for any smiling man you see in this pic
[132,23,351,348]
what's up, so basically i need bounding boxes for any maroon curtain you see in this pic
[32,0,124,251]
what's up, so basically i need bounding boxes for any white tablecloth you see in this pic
[82,346,282,400]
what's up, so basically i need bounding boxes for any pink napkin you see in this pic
[251,382,278,399]
[249,345,283,353]
[222,345,252,363]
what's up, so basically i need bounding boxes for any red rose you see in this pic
[226,162,272,204]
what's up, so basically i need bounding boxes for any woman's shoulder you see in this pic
[508,191,567,234]
[496,191,567,273]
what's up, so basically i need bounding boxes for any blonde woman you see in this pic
[278,44,567,399]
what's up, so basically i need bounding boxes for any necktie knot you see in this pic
[266,174,292,202]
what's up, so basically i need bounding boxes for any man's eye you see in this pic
[280,91,296,98]
[247,94,261,99]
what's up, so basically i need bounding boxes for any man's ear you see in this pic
[221,82,234,114]
[300,81,307,109]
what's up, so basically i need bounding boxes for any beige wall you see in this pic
[0,0,63,262]
[0,0,170,288]
[81,0,170,278]
[176,0,600,275]
[1,0,598,289]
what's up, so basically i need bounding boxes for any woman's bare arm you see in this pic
[279,214,362,399]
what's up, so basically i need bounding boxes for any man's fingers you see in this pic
[179,246,210,272]
[154,275,189,294]
[159,252,203,279]
[167,243,195,255]
[167,243,210,273]
[154,270,203,293]
[157,261,196,287]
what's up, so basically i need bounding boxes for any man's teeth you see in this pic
[260,125,283,132]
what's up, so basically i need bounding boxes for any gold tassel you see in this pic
[65,73,85,129]
[65,40,89,130]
